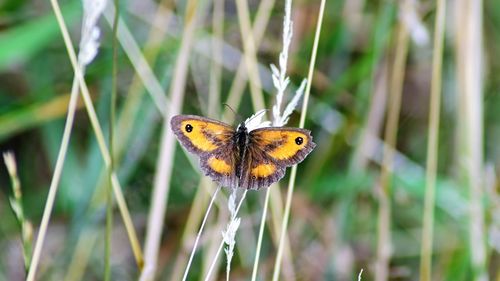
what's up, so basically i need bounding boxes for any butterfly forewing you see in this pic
[249,127,316,166]
[170,115,234,154]
[171,115,239,186]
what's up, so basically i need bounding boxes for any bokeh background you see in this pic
[0,0,499,280]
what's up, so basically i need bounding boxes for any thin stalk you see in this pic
[419,0,445,280]
[234,0,266,110]
[250,184,271,281]
[374,20,409,281]
[208,0,224,118]
[203,190,248,281]
[140,0,200,279]
[104,0,120,279]
[182,186,221,281]
[4,152,33,271]
[456,0,487,279]
[223,0,275,121]
[103,8,168,116]
[171,179,216,280]
[27,71,81,281]
[271,0,326,279]
[28,1,144,279]
[63,6,173,279]
[63,230,99,281]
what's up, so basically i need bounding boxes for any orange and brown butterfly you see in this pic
[170,114,316,190]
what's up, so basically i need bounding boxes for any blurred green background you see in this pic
[0,0,499,280]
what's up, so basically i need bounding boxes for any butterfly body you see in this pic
[171,115,315,190]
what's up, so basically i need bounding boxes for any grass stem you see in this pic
[375,9,409,281]
[27,1,144,279]
[419,0,446,279]
[104,0,120,279]
[272,0,326,279]
[203,190,248,281]
[374,16,409,281]
[182,186,221,281]
[250,184,271,281]
[140,0,200,279]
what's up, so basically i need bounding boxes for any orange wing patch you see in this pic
[251,163,277,178]
[207,156,233,174]
[257,130,310,160]
[178,119,232,152]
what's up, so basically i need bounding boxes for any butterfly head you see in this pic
[236,122,248,134]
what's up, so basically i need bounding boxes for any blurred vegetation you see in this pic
[0,0,499,280]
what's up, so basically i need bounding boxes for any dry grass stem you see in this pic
[234,0,266,110]
[103,8,168,115]
[140,0,200,279]
[374,16,409,281]
[272,0,326,279]
[182,186,221,281]
[456,0,487,279]
[419,0,446,279]
[223,0,275,122]
[27,1,144,280]
[203,190,248,281]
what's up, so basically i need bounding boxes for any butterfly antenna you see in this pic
[222,103,243,122]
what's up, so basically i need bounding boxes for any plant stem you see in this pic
[104,0,120,279]
[27,2,144,279]
[182,186,221,281]
[250,184,271,281]
[272,0,325,279]
[419,0,445,279]
[374,16,409,281]
[140,0,200,279]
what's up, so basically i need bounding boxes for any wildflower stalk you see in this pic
[4,152,33,272]
[204,190,248,281]
[222,189,241,281]
[272,0,326,279]
[251,0,302,279]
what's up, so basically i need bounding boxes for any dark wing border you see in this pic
[170,114,235,155]
[249,127,316,166]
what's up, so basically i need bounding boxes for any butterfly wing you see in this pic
[250,127,316,166]
[238,145,286,189]
[170,115,235,154]
[170,115,238,187]
[239,127,316,189]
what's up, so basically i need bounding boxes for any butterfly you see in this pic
[170,114,316,190]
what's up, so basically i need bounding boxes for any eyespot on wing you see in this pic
[170,115,234,153]
[250,128,316,163]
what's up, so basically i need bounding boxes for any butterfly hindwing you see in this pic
[239,145,285,190]
[199,148,239,188]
